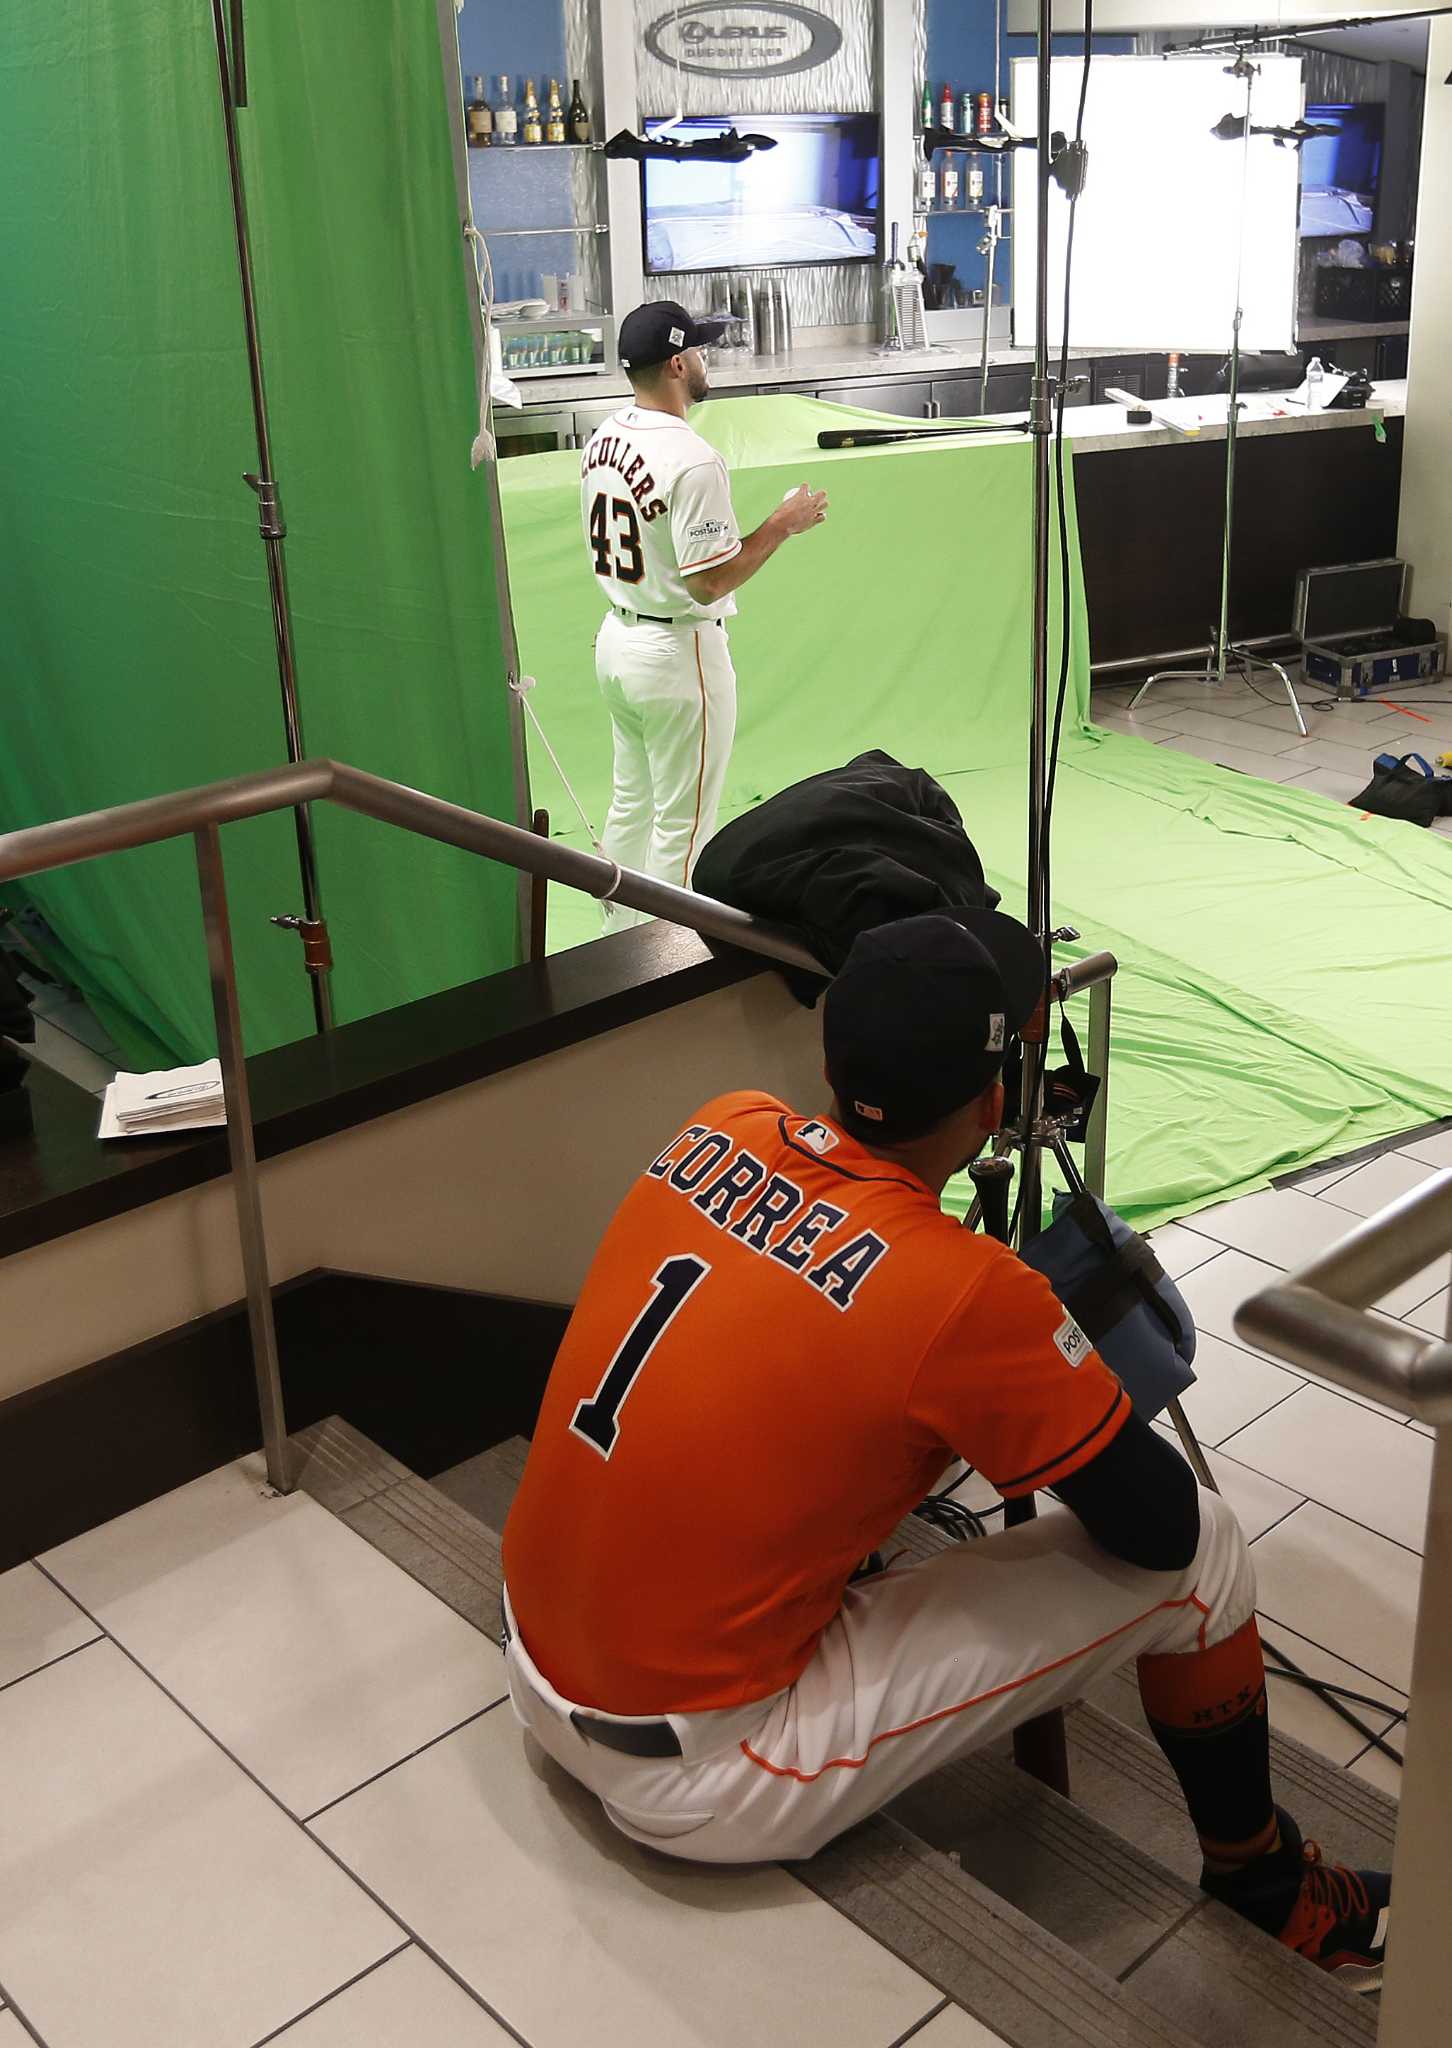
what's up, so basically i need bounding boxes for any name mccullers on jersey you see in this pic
[581,430,666,523]
[647,1118,890,1313]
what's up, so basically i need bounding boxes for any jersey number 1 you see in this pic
[570,1255,709,1459]
[589,492,645,584]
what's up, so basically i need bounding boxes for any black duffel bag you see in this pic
[1349,753,1452,828]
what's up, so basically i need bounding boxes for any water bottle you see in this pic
[1306,356,1325,409]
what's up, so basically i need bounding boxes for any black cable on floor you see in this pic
[1260,1631,1404,1767]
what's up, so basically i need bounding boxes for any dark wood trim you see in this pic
[0,1269,566,1569]
[0,922,769,1262]
[1076,416,1404,670]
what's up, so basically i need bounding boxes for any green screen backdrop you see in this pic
[502,395,1452,1230]
[0,1,521,1065]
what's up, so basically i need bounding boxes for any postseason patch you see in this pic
[1053,1313,1091,1368]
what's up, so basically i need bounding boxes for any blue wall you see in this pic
[457,0,567,104]
[924,2,1132,301]
[457,1,575,307]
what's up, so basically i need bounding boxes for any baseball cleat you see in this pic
[1202,1808,1389,1992]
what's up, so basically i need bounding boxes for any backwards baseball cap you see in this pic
[618,298,730,371]
[823,911,1045,1144]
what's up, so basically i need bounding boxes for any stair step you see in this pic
[892,1728,1377,2047]
[1071,1676,1397,1882]
[432,1431,529,1536]
[302,1416,505,1634]
[801,1816,1191,2048]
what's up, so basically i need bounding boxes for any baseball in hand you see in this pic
[780,482,830,533]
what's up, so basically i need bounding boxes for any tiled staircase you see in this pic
[297,1420,1395,2048]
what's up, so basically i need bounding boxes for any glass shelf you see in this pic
[493,311,612,330]
[485,224,610,238]
[467,141,601,154]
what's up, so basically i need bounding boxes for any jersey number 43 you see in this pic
[589,492,645,585]
[570,1255,709,1458]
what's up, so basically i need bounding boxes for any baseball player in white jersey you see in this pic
[581,300,828,923]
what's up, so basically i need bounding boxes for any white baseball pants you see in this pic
[504,1488,1256,1865]
[595,611,737,928]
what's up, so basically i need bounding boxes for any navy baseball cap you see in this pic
[823,912,1045,1143]
[618,299,730,370]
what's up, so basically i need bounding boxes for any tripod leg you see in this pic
[1266,656,1308,738]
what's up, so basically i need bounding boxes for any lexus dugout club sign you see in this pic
[644,3,844,80]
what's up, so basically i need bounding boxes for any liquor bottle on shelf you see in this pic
[546,79,567,144]
[493,75,518,145]
[921,82,934,132]
[966,160,985,208]
[521,78,543,145]
[918,153,937,210]
[975,92,995,136]
[939,82,955,132]
[941,155,960,209]
[568,79,591,144]
[466,76,492,148]
[959,91,975,136]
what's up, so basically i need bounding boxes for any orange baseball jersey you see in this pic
[502,1091,1129,1715]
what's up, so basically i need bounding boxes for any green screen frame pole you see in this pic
[209,0,334,1033]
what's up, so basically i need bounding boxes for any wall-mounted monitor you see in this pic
[1299,103,1384,238]
[641,113,881,275]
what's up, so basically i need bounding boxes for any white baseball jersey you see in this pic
[580,405,742,622]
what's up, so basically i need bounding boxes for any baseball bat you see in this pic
[815,422,1024,450]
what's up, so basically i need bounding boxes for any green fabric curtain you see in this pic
[501,394,1452,1229]
[0,1,520,1065]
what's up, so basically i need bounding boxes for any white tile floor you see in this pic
[1089,674,1452,840]
[0,1455,955,2048]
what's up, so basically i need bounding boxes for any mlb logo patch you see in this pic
[1053,1313,1091,1367]
[852,1100,885,1123]
[986,1013,1005,1052]
[797,1120,840,1155]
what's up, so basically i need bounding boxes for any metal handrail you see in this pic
[1237,1179,1451,2047]
[1,757,1121,1497]
[1235,1172,1452,1423]
[0,758,825,977]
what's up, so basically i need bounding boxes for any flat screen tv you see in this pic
[642,113,881,275]
[1299,103,1384,238]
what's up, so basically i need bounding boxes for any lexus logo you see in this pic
[644,3,843,81]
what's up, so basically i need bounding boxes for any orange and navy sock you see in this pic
[1137,1617,1276,1863]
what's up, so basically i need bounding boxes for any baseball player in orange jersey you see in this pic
[503,913,1391,1987]
[581,301,828,927]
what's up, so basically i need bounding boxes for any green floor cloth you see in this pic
[0,3,520,1067]
[501,394,1452,1230]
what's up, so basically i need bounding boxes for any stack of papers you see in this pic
[99,1060,227,1140]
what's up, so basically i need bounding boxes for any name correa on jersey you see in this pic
[647,1122,890,1312]
[581,432,666,521]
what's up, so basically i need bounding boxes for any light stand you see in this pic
[977,0,1007,412]
[1128,53,1308,738]
[209,0,334,1032]
[1016,0,1058,1247]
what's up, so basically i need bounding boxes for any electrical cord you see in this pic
[1039,6,1094,956]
